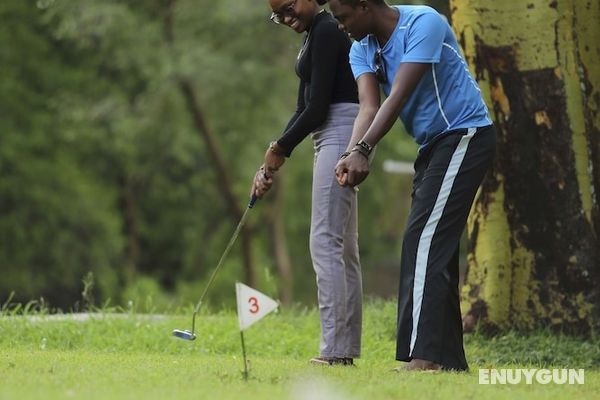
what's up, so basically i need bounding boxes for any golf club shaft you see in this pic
[191,195,257,334]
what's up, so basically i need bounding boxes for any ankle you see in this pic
[406,358,441,371]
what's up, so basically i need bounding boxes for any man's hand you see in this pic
[335,151,370,187]
[251,167,273,199]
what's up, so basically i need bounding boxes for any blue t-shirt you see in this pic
[349,5,492,149]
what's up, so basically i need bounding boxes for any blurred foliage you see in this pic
[0,0,447,310]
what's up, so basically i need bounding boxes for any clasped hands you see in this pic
[334,150,370,187]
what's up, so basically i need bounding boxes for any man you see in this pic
[327,0,496,371]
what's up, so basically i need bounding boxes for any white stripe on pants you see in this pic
[410,128,476,355]
[310,103,362,358]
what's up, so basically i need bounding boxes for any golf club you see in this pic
[173,193,258,341]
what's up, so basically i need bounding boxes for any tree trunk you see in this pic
[178,81,256,286]
[120,174,140,284]
[163,0,255,286]
[451,0,600,333]
[265,173,294,305]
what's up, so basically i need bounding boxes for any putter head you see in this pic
[172,329,196,341]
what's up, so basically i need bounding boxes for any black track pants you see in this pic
[395,125,496,371]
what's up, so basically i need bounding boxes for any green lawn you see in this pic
[1,301,599,399]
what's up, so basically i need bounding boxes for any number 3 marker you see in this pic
[248,296,260,314]
[236,283,278,331]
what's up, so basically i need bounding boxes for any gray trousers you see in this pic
[310,103,362,358]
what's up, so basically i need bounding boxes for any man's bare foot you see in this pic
[462,314,476,333]
[405,359,441,371]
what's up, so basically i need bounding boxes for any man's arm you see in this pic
[344,73,381,153]
[360,62,429,147]
[335,62,430,187]
[334,73,380,186]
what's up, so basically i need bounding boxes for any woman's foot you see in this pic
[309,356,354,366]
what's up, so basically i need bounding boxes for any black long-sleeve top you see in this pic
[276,11,358,157]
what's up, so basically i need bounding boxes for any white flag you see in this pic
[235,282,278,331]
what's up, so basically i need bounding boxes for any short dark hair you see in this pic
[318,0,385,6]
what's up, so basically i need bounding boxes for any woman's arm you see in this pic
[276,23,342,156]
[283,79,307,133]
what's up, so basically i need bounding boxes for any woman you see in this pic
[251,0,362,366]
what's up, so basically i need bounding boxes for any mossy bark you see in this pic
[451,0,600,333]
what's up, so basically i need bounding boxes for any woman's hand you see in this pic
[251,167,273,199]
[251,142,287,199]
[264,141,286,173]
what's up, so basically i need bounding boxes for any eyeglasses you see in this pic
[270,0,298,25]
[374,48,387,84]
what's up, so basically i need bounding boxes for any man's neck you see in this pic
[372,5,400,47]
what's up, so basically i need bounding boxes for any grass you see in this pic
[1,300,599,399]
